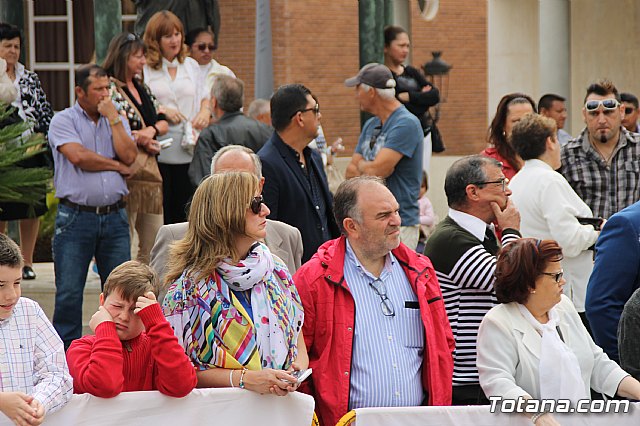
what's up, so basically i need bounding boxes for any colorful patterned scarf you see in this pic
[163,243,304,371]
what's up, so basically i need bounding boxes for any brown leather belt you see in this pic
[59,198,126,215]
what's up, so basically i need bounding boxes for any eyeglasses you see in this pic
[540,270,564,283]
[369,278,395,317]
[584,99,619,112]
[194,42,215,52]
[625,107,635,115]
[290,103,320,119]
[249,195,264,214]
[473,177,509,192]
[369,125,382,150]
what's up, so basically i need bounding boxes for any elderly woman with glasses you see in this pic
[477,238,640,426]
[482,93,537,180]
[508,113,600,328]
[163,172,308,395]
[102,32,170,264]
[185,27,235,98]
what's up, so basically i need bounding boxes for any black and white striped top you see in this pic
[424,212,520,386]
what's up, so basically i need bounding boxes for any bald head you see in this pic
[210,145,263,179]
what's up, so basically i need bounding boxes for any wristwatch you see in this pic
[109,116,122,126]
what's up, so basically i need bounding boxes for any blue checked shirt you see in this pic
[344,241,425,410]
[0,298,72,414]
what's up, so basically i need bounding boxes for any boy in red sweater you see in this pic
[66,261,196,398]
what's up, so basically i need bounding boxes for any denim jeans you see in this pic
[52,204,130,348]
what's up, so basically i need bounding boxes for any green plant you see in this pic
[0,102,52,207]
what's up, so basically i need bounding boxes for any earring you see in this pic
[531,290,536,294]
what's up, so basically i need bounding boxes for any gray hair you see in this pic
[333,176,385,235]
[210,145,263,179]
[211,75,244,113]
[247,98,270,119]
[360,82,396,101]
[444,155,502,209]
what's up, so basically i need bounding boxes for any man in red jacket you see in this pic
[294,176,454,426]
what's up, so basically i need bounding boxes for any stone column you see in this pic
[538,0,571,127]
[255,0,273,99]
[94,0,122,65]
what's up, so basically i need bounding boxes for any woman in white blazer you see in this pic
[477,238,640,425]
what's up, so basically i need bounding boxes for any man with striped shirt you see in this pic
[294,176,454,426]
[424,155,521,405]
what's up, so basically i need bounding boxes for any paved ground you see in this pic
[21,262,101,335]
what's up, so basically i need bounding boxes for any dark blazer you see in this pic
[586,200,640,362]
[188,111,272,186]
[258,132,339,263]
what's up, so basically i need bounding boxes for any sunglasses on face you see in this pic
[584,99,619,112]
[249,195,264,214]
[290,103,320,119]
[625,107,635,115]
[194,43,215,52]
[540,270,564,283]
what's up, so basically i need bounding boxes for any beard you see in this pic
[599,133,608,143]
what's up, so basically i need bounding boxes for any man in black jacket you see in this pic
[258,84,339,263]
[188,75,272,186]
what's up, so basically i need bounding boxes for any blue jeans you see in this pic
[52,204,130,348]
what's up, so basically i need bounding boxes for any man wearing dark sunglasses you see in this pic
[621,92,640,133]
[560,79,640,219]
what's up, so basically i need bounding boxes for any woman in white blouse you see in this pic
[508,113,599,325]
[143,11,211,224]
[477,238,640,426]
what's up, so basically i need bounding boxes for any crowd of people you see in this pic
[2,9,640,426]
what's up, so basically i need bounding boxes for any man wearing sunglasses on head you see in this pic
[560,79,640,219]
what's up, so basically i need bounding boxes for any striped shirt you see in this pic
[560,127,640,219]
[0,298,73,414]
[424,210,520,385]
[344,241,424,409]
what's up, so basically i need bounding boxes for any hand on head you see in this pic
[134,291,158,315]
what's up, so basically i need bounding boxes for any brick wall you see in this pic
[410,0,488,156]
[215,1,486,156]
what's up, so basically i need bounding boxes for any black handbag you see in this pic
[422,111,445,153]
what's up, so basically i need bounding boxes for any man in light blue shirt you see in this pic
[294,176,454,426]
[48,64,137,349]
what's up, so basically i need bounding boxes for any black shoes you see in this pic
[22,265,36,280]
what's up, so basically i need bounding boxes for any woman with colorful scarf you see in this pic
[162,172,307,395]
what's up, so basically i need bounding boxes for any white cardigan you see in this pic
[477,295,628,400]
[509,159,598,311]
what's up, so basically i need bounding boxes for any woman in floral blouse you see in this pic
[102,32,169,263]
[0,22,54,280]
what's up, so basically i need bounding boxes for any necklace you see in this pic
[591,141,616,164]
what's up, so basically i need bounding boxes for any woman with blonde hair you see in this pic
[163,172,308,395]
[143,11,211,224]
